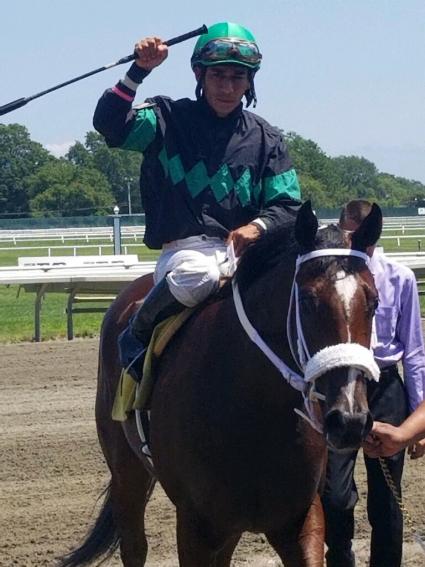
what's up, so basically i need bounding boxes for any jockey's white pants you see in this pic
[154,235,234,308]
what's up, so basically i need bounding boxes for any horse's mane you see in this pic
[235,223,298,290]
[234,222,351,290]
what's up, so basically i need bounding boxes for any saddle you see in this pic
[112,307,196,421]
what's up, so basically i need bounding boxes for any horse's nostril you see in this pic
[325,409,346,432]
[325,409,372,450]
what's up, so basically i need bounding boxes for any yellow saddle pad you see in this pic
[112,308,195,421]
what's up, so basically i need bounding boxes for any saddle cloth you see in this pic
[112,307,195,421]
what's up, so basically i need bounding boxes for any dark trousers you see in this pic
[322,365,408,567]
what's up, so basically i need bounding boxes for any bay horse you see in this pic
[59,201,382,567]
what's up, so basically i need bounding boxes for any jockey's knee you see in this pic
[165,256,221,308]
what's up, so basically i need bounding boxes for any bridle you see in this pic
[232,247,380,432]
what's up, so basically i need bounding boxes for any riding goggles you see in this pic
[195,38,262,68]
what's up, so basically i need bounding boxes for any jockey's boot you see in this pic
[119,278,186,380]
[131,277,186,345]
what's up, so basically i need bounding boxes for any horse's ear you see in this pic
[351,203,383,251]
[295,200,319,249]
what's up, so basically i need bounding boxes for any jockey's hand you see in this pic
[408,438,425,460]
[363,421,408,458]
[227,223,263,256]
[134,37,168,70]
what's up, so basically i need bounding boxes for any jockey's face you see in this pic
[196,64,250,117]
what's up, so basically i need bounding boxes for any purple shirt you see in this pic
[370,251,425,411]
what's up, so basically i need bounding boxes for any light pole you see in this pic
[112,205,122,255]
[127,180,132,215]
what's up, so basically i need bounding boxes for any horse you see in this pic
[59,201,382,567]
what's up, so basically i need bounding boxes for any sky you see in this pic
[1,1,424,183]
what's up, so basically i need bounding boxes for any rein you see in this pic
[232,248,380,432]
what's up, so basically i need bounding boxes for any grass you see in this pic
[0,241,159,342]
[380,237,425,253]
[0,285,104,342]
[0,230,424,343]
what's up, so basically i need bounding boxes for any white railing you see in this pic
[327,221,425,233]
[0,225,146,244]
[0,242,146,256]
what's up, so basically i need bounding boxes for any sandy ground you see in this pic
[0,338,424,566]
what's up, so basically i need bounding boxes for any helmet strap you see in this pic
[194,66,206,100]
[245,71,257,108]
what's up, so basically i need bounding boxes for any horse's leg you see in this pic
[110,456,155,567]
[100,419,155,567]
[266,495,325,567]
[214,534,241,567]
[176,506,239,567]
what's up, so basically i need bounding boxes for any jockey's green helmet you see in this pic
[190,22,262,71]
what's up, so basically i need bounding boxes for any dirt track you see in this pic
[0,338,424,566]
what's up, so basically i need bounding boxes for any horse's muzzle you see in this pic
[324,409,373,451]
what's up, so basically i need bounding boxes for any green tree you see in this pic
[332,155,378,198]
[285,132,344,206]
[284,131,425,210]
[67,132,142,212]
[286,132,336,184]
[0,124,52,216]
[297,174,330,209]
[375,174,406,206]
[27,159,114,217]
[66,140,95,169]
[376,174,425,207]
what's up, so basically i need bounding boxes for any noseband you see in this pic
[232,248,380,432]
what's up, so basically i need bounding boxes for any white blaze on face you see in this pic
[334,271,358,341]
[341,368,360,412]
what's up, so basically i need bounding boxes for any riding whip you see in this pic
[0,25,208,117]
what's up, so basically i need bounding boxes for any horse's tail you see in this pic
[57,482,119,567]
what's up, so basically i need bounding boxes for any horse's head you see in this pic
[293,201,382,451]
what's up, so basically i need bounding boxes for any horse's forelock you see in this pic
[314,224,346,250]
[301,224,365,279]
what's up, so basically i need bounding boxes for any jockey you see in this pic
[93,22,301,378]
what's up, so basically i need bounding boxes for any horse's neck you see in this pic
[241,256,296,354]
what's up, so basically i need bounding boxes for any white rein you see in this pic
[232,248,380,432]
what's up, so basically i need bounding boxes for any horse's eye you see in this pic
[367,296,379,316]
[299,291,318,310]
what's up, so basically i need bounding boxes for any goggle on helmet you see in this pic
[191,38,262,70]
[191,22,262,71]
